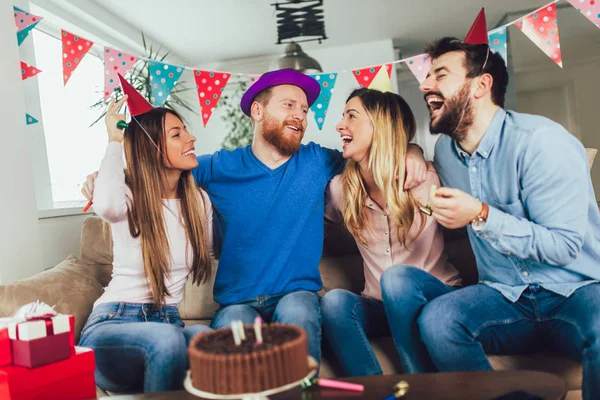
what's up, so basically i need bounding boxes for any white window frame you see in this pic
[31,21,107,219]
[25,0,183,219]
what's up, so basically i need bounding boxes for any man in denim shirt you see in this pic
[417,36,600,399]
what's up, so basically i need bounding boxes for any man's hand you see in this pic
[81,171,98,201]
[404,144,427,190]
[431,187,482,229]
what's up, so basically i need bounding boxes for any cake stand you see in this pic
[184,356,318,400]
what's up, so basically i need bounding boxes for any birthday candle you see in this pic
[237,321,246,341]
[254,316,263,344]
[231,321,241,346]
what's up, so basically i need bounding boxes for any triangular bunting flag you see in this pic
[404,54,432,84]
[515,3,563,68]
[308,73,337,130]
[20,61,41,80]
[61,30,94,85]
[385,63,393,78]
[17,22,39,46]
[352,65,383,88]
[25,114,38,125]
[566,0,599,30]
[369,65,393,92]
[148,61,185,106]
[248,74,261,87]
[193,70,231,127]
[465,8,489,45]
[488,28,508,63]
[104,47,139,100]
[14,7,43,32]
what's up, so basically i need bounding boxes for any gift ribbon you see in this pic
[10,314,74,346]
[27,314,56,336]
[12,314,56,340]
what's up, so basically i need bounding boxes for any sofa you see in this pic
[0,214,584,398]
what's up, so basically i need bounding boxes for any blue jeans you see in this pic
[79,302,212,393]
[321,265,455,376]
[210,291,321,363]
[419,283,600,400]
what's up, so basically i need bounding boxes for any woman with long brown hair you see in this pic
[321,88,462,376]
[79,80,213,393]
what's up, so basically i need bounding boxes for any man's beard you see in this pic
[262,114,304,156]
[429,82,474,142]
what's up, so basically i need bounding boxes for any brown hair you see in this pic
[341,88,425,248]
[425,37,509,107]
[123,107,212,306]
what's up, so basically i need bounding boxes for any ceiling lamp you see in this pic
[270,0,326,73]
[270,42,322,73]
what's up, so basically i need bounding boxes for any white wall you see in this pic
[178,39,398,154]
[0,0,43,283]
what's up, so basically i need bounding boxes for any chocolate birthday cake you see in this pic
[188,323,309,395]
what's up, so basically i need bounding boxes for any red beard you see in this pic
[262,115,304,156]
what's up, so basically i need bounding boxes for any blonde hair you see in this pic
[341,89,425,248]
[123,108,212,307]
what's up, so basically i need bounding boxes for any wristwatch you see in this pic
[471,202,489,231]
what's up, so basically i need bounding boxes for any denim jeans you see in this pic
[321,265,455,376]
[418,283,600,400]
[79,302,212,393]
[210,291,321,364]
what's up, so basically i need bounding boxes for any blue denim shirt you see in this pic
[434,109,600,302]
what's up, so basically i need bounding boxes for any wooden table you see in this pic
[109,370,566,399]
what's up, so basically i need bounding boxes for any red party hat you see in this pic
[464,8,489,45]
[117,73,153,116]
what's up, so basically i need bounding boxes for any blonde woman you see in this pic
[79,89,213,392]
[321,88,462,376]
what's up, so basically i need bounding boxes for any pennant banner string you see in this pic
[495,0,559,30]
[29,15,416,76]
[21,0,572,78]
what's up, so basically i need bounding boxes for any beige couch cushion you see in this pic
[586,148,597,170]
[177,260,219,320]
[79,216,114,288]
[0,255,104,344]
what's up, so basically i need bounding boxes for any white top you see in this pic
[92,142,213,308]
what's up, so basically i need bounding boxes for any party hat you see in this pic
[117,73,153,116]
[368,65,393,92]
[464,8,489,45]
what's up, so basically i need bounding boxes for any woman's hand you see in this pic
[105,95,128,143]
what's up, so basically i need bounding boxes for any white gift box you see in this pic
[8,314,71,342]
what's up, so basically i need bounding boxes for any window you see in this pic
[32,28,107,210]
